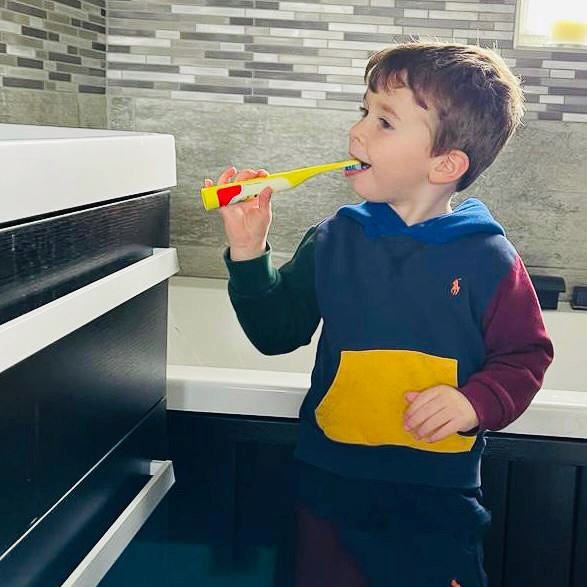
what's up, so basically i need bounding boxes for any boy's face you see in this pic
[347,83,439,204]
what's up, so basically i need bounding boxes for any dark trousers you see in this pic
[293,460,491,587]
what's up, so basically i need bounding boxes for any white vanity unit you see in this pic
[0,124,178,587]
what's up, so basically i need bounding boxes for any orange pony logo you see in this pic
[450,278,461,296]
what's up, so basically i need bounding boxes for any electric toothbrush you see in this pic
[200,159,367,211]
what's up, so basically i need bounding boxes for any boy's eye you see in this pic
[358,106,393,130]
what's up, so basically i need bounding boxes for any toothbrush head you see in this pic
[344,161,370,171]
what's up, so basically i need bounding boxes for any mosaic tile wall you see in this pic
[1,0,585,299]
[106,0,587,299]
[111,96,587,300]
[0,0,107,126]
[0,0,106,93]
[107,0,587,122]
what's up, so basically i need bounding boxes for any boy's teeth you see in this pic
[344,161,371,171]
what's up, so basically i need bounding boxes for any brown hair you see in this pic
[364,42,525,191]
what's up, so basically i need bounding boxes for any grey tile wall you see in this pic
[0,86,106,124]
[107,0,587,122]
[0,0,106,94]
[110,95,587,301]
[1,0,585,300]
[0,0,107,125]
[108,1,587,299]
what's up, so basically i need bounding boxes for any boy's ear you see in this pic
[429,149,469,186]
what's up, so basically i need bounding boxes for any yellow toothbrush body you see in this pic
[201,159,361,211]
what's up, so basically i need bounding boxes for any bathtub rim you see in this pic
[166,364,587,441]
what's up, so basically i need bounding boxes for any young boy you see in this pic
[204,42,554,587]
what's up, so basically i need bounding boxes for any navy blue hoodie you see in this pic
[224,198,553,488]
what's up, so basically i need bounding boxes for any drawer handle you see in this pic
[60,460,175,587]
[0,247,179,374]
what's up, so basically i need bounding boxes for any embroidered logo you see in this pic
[450,278,462,297]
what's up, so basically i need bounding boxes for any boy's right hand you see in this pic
[204,166,273,262]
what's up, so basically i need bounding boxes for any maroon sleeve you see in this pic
[459,255,554,432]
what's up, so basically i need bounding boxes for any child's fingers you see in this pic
[216,166,268,185]
[233,168,262,182]
[404,387,442,420]
[258,187,273,210]
[411,409,450,440]
[217,166,236,184]
[405,402,445,433]
[426,420,459,443]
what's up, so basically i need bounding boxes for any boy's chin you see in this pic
[349,184,382,202]
[357,192,395,204]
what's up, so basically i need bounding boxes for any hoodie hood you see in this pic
[336,197,505,244]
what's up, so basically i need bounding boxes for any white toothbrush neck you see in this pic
[240,177,292,197]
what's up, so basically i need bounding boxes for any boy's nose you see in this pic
[349,122,365,146]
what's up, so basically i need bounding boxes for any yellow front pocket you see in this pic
[314,349,476,454]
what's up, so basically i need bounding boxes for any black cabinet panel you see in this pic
[167,412,587,587]
[503,462,576,586]
[168,414,297,587]
[480,457,509,587]
[572,468,587,587]
[99,495,170,587]
[0,192,169,327]
[34,282,168,516]
[0,281,168,556]
[0,191,170,557]
[0,400,168,587]
[0,368,36,555]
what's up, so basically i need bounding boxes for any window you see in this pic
[516,0,587,50]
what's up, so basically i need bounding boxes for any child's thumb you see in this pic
[259,187,273,210]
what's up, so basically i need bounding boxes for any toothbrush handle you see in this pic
[201,176,292,210]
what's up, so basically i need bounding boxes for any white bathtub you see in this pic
[167,276,587,440]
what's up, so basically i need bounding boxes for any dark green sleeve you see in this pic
[223,226,320,355]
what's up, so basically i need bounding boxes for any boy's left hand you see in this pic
[404,385,479,442]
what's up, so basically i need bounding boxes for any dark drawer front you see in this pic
[0,193,170,556]
[0,192,169,327]
[0,399,168,587]
[0,281,169,557]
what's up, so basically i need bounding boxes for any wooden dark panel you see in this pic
[234,442,296,583]
[99,495,170,587]
[167,411,240,580]
[502,461,576,586]
[0,191,170,556]
[0,192,169,327]
[34,282,168,516]
[0,282,168,558]
[167,411,238,545]
[167,412,297,586]
[0,367,36,554]
[0,400,168,587]
[572,467,587,587]
[485,433,587,466]
[481,457,509,587]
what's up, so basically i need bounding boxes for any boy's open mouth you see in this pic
[344,159,371,177]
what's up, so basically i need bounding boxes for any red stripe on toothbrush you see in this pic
[217,185,242,206]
